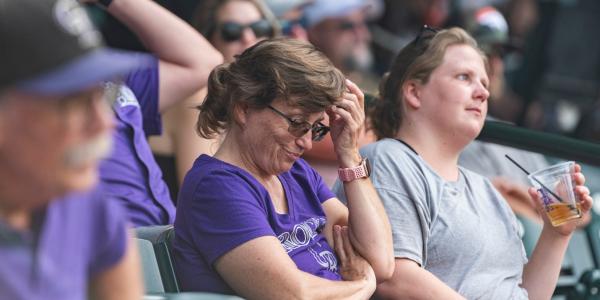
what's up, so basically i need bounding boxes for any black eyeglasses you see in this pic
[219,19,274,42]
[267,105,330,141]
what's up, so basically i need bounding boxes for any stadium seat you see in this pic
[137,238,166,294]
[136,225,180,293]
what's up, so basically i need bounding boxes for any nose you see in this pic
[240,28,258,47]
[295,130,313,152]
[473,81,489,102]
[353,22,370,42]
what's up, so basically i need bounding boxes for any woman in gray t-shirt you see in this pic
[334,26,594,299]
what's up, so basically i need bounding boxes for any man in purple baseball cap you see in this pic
[0,0,147,298]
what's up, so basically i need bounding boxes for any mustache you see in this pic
[63,134,112,168]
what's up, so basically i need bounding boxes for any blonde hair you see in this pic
[371,27,487,140]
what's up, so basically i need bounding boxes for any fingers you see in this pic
[341,227,355,258]
[337,96,363,121]
[528,187,546,213]
[330,101,363,131]
[574,171,586,186]
[345,79,364,111]
[576,185,593,212]
[333,225,347,262]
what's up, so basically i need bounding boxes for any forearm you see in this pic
[376,260,465,300]
[105,0,222,111]
[106,0,219,70]
[297,272,374,300]
[522,227,571,300]
[343,178,394,280]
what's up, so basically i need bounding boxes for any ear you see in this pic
[232,102,249,128]
[402,80,422,109]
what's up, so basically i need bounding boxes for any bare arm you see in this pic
[323,79,394,281]
[215,234,375,300]
[164,88,221,183]
[376,259,466,300]
[521,165,593,299]
[105,0,223,112]
[89,236,143,300]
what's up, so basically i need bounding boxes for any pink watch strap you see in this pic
[338,159,368,182]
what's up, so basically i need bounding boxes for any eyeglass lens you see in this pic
[268,106,330,141]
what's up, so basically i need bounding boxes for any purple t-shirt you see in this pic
[0,186,128,300]
[99,55,175,226]
[173,155,342,294]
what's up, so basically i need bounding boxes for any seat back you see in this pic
[136,225,179,293]
[136,238,165,294]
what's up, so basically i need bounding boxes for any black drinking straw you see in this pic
[505,154,565,203]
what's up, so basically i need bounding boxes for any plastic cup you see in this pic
[528,161,581,227]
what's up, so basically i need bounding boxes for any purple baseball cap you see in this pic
[0,0,149,95]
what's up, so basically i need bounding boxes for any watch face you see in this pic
[364,157,371,177]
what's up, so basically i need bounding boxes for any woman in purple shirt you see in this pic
[173,38,394,299]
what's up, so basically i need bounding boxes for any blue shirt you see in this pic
[99,56,175,226]
[0,187,128,300]
[173,155,341,295]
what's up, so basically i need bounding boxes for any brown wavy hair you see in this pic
[196,38,346,138]
[371,27,486,140]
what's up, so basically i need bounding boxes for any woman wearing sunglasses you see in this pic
[149,0,280,202]
[193,0,280,63]
[332,27,593,299]
[172,38,394,299]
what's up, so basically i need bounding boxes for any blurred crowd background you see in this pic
[86,0,600,145]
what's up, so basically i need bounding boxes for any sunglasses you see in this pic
[219,19,273,42]
[267,105,330,141]
[414,24,439,48]
[337,20,367,32]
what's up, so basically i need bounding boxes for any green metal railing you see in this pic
[478,120,600,166]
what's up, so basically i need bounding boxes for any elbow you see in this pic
[188,50,223,91]
[369,246,396,283]
[290,281,317,300]
[373,256,395,282]
[204,49,224,70]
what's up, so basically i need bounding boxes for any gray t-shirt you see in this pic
[333,138,529,299]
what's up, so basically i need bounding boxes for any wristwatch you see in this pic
[338,157,371,182]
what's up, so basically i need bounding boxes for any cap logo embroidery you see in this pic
[54,0,102,49]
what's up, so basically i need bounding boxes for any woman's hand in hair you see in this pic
[327,79,365,168]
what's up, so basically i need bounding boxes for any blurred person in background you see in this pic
[305,0,376,90]
[149,0,278,202]
[302,0,380,186]
[0,0,145,298]
[264,0,313,41]
[94,0,221,226]
[371,0,452,76]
